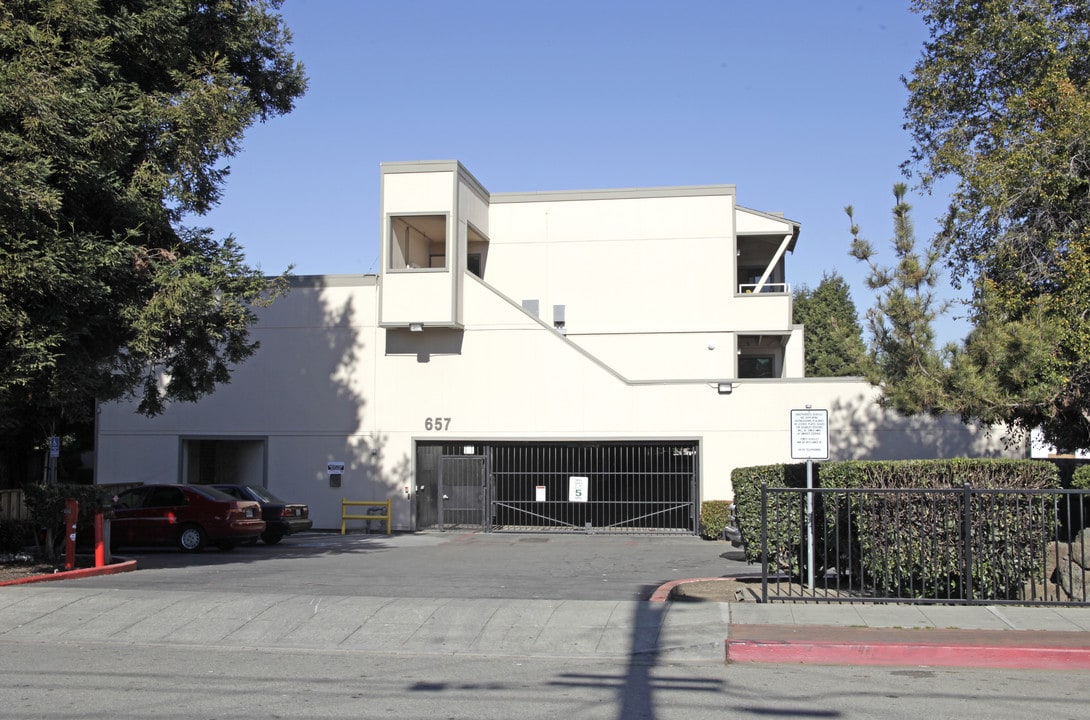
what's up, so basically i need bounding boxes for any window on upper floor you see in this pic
[467,222,488,279]
[389,214,447,270]
[739,355,776,378]
[738,334,785,378]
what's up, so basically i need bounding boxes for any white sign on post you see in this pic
[790,408,828,590]
[790,409,829,460]
[568,476,589,503]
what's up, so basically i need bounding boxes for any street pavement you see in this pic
[1,530,1089,669]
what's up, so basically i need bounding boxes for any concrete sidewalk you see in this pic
[2,532,1089,670]
[2,577,1090,669]
[724,598,1090,669]
[0,584,730,661]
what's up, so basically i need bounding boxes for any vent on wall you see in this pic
[553,304,566,334]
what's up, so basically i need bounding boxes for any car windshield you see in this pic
[189,485,245,502]
[242,485,286,504]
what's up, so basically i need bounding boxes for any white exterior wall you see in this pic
[98,274,1021,530]
[487,193,737,333]
[95,162,1025,531]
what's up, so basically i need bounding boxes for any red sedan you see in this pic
[110,484,265,552]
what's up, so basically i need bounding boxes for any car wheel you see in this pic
[261,532,283,545]
[215,541,238,551]
[177,524,207,552]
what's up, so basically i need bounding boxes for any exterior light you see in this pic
[409,323,423,332]
[718,383,733,395]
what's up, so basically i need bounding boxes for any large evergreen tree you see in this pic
[858,0,1090,449]
[0,1,306,448]
[792,272,866,377]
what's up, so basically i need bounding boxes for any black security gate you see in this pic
[438,455,488,531]
[415,441,698,534]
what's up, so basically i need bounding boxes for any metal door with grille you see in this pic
[438,456,488,531]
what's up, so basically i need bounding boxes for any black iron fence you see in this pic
[760,485,1090,605]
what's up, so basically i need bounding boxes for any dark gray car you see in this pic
[211,484,312,545]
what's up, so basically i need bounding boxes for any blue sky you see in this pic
[201,0,967,343]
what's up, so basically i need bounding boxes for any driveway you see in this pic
[74,530,751,600]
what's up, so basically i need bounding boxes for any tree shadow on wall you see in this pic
[825,391,1017,462]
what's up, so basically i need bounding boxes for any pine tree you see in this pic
[792,273,866,377]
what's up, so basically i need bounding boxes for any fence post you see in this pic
[64,498,78,571]
[962,484,973,603]
[760,483,769,603]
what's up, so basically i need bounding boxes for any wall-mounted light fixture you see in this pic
[409,323,423,332]
[717,383,733,395]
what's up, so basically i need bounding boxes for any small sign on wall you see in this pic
[535,485,547,502]
[569,476,589,502]
[327,461,345,488]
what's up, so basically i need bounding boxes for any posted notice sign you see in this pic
[569,476,589,502]
[790,408,829,460]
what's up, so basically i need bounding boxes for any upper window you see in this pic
[739,355,775,378]
[389,215,447,270]
[467,223,488,279]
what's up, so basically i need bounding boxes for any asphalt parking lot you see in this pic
[72,530,752,600]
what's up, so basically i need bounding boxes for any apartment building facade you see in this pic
[95,161,1017,532]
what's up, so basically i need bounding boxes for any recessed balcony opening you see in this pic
[738,334,787,378]
[389,214,447,270]
[467,223,489,279]
[737,234,788,294]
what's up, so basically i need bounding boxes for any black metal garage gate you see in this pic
[415,441,699,534]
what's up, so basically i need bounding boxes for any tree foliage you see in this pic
[848,185,953,413]
[0,0,306,436]
[792,271,866,377]
[856,0,1090,449]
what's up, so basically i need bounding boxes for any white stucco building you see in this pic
[95,161,1020,532]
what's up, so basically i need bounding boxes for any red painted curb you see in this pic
[0,559,137,587]
[725,638,1090,670]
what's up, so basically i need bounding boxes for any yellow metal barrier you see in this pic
[340,499,391,535]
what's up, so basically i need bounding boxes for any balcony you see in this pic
[739,282,790,294]
[737,232,791,296]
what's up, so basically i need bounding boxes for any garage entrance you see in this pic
[415,441,698,534]
[180,437,266,485]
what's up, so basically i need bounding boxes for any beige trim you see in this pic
[287,274,377,288]
[492,184,736,203]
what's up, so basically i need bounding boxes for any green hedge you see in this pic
[0,519,34,553]
[22,484,114,560]
[731,459,1061,600]
[1073,464,1090,490]
[699,500,732,540]
[823,460,1058,599]
[731,463,812,569]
